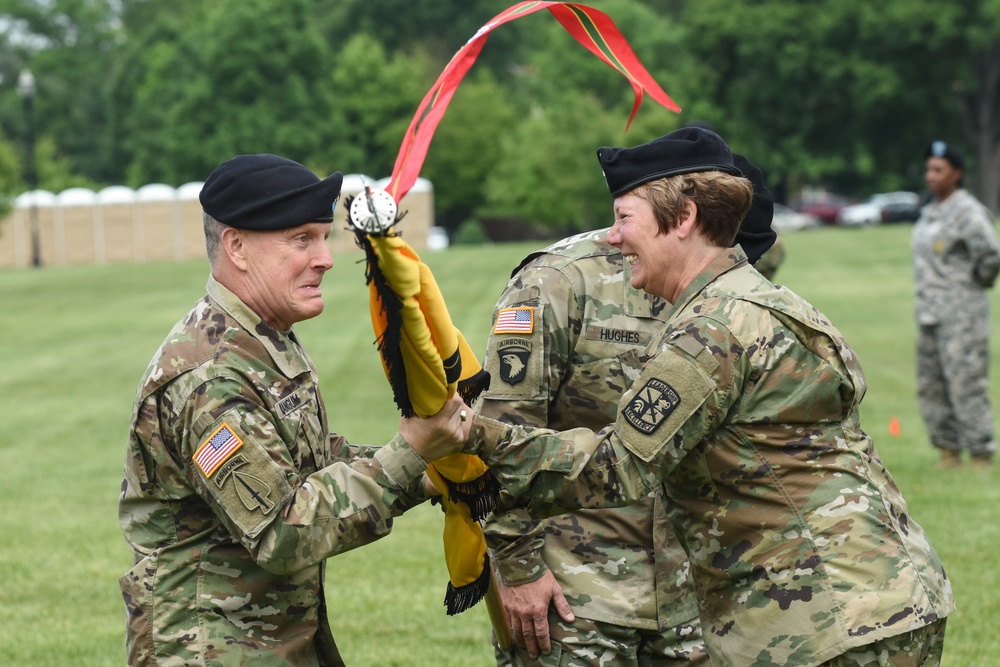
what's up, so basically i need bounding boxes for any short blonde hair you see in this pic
[631,171,753,247]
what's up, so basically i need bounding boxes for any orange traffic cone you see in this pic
[889,417,901,437]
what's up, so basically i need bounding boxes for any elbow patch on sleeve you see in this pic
[615,336,717,463]
[192,413,294,539]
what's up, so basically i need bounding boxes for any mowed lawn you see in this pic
[1,224,997,666]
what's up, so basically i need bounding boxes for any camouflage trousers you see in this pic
[493,610,709,667]
[916,321,997,456]
[820,618,947,667]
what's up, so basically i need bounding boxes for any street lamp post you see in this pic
[18,68,41,268]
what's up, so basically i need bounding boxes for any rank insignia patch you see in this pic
[623,379,680,434]
[497,340,531,384]
[493,307,534,334]
[193,423,244,477]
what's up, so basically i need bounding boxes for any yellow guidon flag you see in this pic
[347,185,499,618]
[345,0,681,647]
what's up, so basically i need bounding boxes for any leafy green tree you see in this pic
[0,0,125,184]
[477,0,685,235]
[123,0,337,185]
[33,136,100,192]
[316,0,544,69]
[680,0,1000,208]
[934,0,1000,210]
[0,129,20,217]
[100,0,204,183]
[420,69,518,231]
[324,33,432,179]
[482,92,629,234]
[5,0,996,221]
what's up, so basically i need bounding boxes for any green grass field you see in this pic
[1,224,997,665]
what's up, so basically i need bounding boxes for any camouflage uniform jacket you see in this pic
[912,188,1000,325]
[119,276,429,667]
[470,248,956,666]
[478,228,699,630]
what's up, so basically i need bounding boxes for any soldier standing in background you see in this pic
[118,154,466,666]
[912,140,1000,469]
[478,153,776,666]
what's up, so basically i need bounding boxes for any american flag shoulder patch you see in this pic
[193,422,244,477]
[493,307,534,334]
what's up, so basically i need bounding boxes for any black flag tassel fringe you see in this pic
[445,552,493,615]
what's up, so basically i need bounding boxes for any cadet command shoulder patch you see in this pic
[494,307,534,334]
[193,423,244,477]
[623,378,680,434]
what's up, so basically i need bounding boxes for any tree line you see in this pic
[1,0,997,233]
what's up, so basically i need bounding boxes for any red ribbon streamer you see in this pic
[385,1,681,203]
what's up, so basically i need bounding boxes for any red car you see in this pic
[788,192,852,225]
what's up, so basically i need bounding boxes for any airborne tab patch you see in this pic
[623,379,680,434]
[493,307,534,334]
[193,423,244,477]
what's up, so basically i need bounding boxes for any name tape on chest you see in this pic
[276,390,305,419]
[585,324,651,346]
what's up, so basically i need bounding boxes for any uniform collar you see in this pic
[622,258,669,317]
[665,246,749,320]
[206,274,312,379]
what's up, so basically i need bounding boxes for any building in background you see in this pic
[0,176,434,269]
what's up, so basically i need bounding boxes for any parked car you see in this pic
[771,203,821,231]
[788,191,852,225]
[837,191,920,226]
[880,199,924,223]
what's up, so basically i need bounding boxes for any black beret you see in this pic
[199,154,344,231]
[597,126,742,197]
[732,154,776,265]
[925,140,964,170]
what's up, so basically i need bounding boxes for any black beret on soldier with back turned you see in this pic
[732,153,777,265]
[199,154,344,231]
[596,126,743,198]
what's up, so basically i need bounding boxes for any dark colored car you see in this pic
[880,201,923,223]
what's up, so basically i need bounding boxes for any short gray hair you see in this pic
[203,212,228,265]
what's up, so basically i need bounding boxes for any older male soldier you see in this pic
[118,154,466,666]
[479,154,776,666]
[466,128,955,666]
